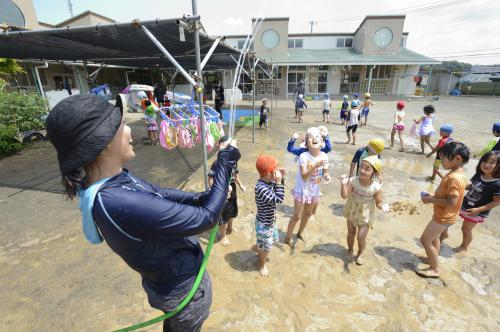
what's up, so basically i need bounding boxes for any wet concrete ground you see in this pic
[1,96,499,331]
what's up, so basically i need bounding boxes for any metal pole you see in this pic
[424,65,433,97]
[192,0,209,189]
[270,64,274,130]
[140,25,197,87]
[200,37,221,71]
[34,62,48,108]
[252,55,256,143]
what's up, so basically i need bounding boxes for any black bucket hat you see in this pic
[46,94,123,174]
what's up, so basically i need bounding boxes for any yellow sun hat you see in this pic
[363,155,382,173]
[368,138,385,154]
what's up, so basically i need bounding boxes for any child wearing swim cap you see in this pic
[253,154,285,276]
[340,95,349,125]
[340,155,388,265]
[426,124,454,182]
[474,122,500,158]
[390,101,406,152]
[285,127,331,246]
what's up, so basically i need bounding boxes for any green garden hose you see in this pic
[112,225,218,332]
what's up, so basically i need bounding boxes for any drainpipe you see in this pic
[367,65,375,93]
[125,68,135,86]
[34,62,48,109]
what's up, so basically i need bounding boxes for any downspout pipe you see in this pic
[125,68,136,86]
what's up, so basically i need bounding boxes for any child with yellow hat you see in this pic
[349,138,385,178]
[340,155,389,265]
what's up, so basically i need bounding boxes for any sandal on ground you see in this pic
[415,268,439,278]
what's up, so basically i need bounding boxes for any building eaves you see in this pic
[354,15,406,35]
[55,10,115,27]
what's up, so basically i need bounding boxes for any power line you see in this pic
[436,52,500,58]
[317,0,473,23]
[427,48,500,55]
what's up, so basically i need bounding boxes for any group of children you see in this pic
[245,117,500,278]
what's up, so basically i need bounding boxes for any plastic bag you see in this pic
[409,123,418,138]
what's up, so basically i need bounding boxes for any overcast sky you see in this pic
[33,0,500,65]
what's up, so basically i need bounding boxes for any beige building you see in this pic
[224,16,440,97]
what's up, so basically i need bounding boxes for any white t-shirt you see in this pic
[394,110,405,124]
[322,99,331,111]
[294,151,329,198]
[348,109,360,126]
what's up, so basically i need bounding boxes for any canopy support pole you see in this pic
[192,0,209,189]
[34,61,48,108]
[229,55,250,77]
[367,65,374,93]
[139,25,197,87]
[251,54,256,143]
[200,37,221,71]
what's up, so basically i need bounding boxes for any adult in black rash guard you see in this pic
[45,94,241,332]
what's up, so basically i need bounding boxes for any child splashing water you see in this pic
[414,105,436,154]
[340,156,389,265]
[452,151,500,253]
[417,142,469,278]
[286,127,331,246]
[253,155,285,276]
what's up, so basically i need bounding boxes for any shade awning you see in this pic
[0,18,244,70]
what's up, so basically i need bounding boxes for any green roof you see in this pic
[260,48,440,65]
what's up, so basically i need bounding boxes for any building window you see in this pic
[336,37,353,48]
[400,37,406,47]
[365,65,392,80]
[288,39,303,48]
[308,66,328,94]
[287,67,306,94]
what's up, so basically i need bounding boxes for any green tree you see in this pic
[0,58,24,90]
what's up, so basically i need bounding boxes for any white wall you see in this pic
[302,36,336,49]
[327,66,341,94]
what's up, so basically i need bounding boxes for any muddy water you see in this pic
[1,96,499,331]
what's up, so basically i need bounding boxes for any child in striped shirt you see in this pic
[253,154,286,276]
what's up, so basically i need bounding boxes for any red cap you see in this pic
[256,155,278,177]
[397,101,405,109]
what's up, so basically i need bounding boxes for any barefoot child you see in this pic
[253,155,285,276]
[360,92,375,126]
[473,122,500,158]
[390,101,406,151]
[208,136,246,245]
[340,95,350,125]
[417,142,469,278]
[322,94,332,123]
[295,94,307,123]
[426,124,454,181]
[259,98,270,129]
[413,105,436,154]
[144,100,159,145]
[346,100,360,145]
[453,151,500,253]
[286,127,331,245]
[340,156,388,265]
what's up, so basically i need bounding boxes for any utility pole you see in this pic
[308,20,317,33]
[67,0,74,17]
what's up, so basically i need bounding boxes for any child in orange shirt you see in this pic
[417,142,470,278]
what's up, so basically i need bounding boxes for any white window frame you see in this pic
[288,38,304,49]
[336,37,353,48]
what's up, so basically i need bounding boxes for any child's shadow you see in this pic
[374,246,419,272]
[328,203,344,216]
[277,203,294,217]
[303,243,351,273]
[225,250,258,272]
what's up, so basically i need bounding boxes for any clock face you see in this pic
[374,27,393,48]
[261,29,280,49]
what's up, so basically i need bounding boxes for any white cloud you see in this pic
[223,17,245,26]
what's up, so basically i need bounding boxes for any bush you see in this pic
[0,90,47,132]
[0,125,22,155]
[0,90,46,156]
